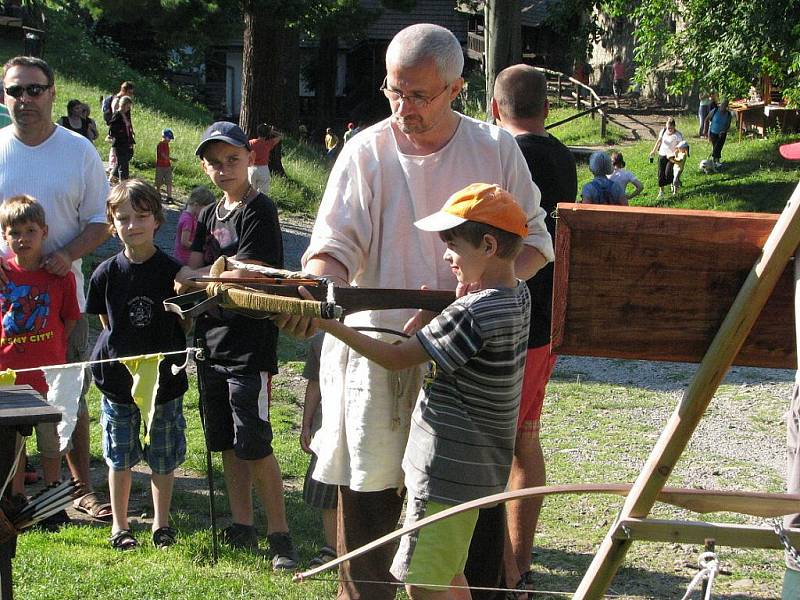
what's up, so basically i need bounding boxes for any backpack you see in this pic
[589,178,616,205]
[101,95,114,125]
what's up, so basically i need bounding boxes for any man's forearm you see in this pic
[305,254,349,285]
[516,245,548,281]
[61,223,110,261]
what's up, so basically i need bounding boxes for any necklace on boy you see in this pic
[215,185,253,223]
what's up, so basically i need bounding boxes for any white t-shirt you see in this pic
[0,125,109,310]
[302,113,553,491]
[658,129,684,157]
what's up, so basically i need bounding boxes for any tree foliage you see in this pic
[605,0,800,106]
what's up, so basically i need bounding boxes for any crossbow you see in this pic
[164,256,455,319]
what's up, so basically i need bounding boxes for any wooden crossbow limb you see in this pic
[293,483,800,583]
[165,256,455,319]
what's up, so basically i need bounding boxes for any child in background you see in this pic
[669,140,690,194]
[296,183,531,599]
[155,129,176,201]
[300,333,338,567]
[173,186,215,265]
[87,179,190,551]
[608,151,644,201]
[1,196,80,529]
[324,127,338,160]
[188,122,297,569]
[248,123,282,196]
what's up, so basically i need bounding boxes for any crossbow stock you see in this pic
[164,256,455,320]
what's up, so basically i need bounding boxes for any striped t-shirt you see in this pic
[404,281,531,505]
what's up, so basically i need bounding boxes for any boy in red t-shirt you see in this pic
[247,123,281,195]
[155,128,175,201]
[0,196,80,514]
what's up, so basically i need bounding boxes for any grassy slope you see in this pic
[0,8,330,215]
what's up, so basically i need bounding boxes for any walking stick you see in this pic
[193,339,219,564]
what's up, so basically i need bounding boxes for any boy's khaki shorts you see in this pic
[155,166,173,187]
[35,422,68,458]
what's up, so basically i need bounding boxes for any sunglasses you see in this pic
[4,83,52,98]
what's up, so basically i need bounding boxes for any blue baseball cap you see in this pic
[163,128,174,140]
[195,121,250,158]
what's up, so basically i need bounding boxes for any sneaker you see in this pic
[657,190,664,200]
[221,523,258,550]
[267,531,299,570]
[309,545,337,567]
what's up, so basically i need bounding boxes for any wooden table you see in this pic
[0,386,61,600]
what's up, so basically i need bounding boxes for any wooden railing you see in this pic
[532,66,608,138]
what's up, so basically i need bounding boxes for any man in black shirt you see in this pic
[492,64,578,592]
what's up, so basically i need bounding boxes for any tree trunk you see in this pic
[484,0,521,116]
[240,1,284,137]
[314,29,339,137]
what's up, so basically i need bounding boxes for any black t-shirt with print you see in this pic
[191,192,284,373]
[86,249,188,405]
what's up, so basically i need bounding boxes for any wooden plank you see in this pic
[552,203,796,368]
[0,386,61,426]
[573,182,800,598]
[613,518,800,550]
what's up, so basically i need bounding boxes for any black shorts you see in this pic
[199,364,274,460]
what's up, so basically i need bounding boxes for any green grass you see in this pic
[577,124,800,211]
[15,355,790,598]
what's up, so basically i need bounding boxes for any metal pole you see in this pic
[193,340,219,564]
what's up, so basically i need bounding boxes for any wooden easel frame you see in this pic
[571,181,800,597]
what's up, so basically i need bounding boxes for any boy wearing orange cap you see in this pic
[305,182,530,599]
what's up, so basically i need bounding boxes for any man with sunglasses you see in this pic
[0,56,110,522]
[278,23,553,600]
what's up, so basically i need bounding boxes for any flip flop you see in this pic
[73,492,113,522]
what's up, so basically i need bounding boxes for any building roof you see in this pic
[362,0,468,42]
[456,0,563,28]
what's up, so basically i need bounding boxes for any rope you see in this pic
[679,551,720,600]
[2,348,201,375]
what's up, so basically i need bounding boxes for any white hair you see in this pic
[386,23,464,83]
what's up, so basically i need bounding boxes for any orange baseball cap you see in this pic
[414,183,529,238]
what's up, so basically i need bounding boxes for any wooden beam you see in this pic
[573,182,800,599]
[613,518,800,550]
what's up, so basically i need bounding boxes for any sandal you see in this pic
[73,492,113,522]
[109,529,138,551]
[308,544,337,567]
[152,526,177,549]
[505,570,536,600]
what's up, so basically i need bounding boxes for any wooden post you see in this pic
[557,75,562,102]
[573,181,800,599]
[600,111,607,139]
[591,94,595,120]
[576,84,582,110]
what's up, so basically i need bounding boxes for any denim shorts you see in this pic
[101,396,186,474]
[200,364,274,460]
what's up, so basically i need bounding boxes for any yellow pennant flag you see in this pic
[120,354,163,444]
[0,369,16,386]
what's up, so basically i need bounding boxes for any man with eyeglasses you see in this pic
[0,56,111,523]
[278,23,553,600]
